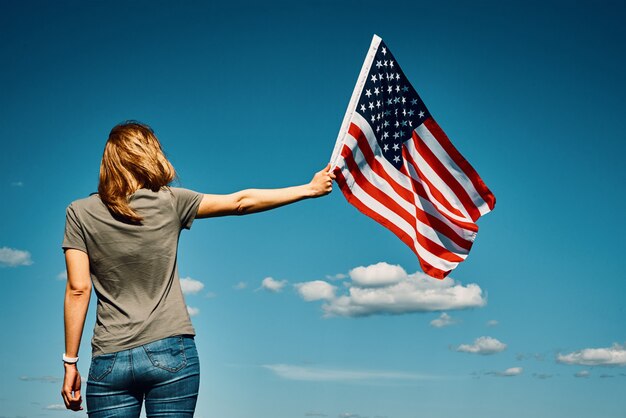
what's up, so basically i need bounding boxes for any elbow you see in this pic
[67,284,92,297]
[234,194,252,216]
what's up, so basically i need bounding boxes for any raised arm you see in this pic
[61,248,91,411]
[196,164,335,218]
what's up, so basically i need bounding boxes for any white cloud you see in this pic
[557,343,626,366]
[261,277,287,292]
[532,373,553,379]
[456,336,507,355]
[10,181,24,187]
[205,291,217,299]
[234,281,247,290]
[325,273,347,281]
[574,370,590,378]
[486,319,499,327]
[44,404,66,410]
[349,262,407,287]
[57,271,67,281]
[295,281,336,301]
[186,306,199,317]
[321,266,485,317]
[490,367,523,377]
[19,376,61,383]
[262,364,434,382]
[430,313,456,328]
[180,277,204,295]
[0,247,33,267]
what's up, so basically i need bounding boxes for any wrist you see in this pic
[63,353,79,365]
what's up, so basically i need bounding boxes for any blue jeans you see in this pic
[86,335,200,417]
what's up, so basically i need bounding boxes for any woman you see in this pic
[61,121,334,416]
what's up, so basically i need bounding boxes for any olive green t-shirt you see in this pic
[62,186,203,356]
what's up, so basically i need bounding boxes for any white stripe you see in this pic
[340,165,461,272]
[416,124,491,216]
[350,112,478,237]
[341,136,470,256]
[404,137,473,221]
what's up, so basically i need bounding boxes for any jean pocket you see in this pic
[143,336,187,372]
[88,352,117,381]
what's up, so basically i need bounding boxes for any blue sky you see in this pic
[1,1,625,417]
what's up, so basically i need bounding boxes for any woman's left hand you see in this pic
[61,364,83,411]
[309,163,336,198]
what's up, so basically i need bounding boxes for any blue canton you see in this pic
[356,41,431,170]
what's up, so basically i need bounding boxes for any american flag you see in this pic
[329,35,496,279]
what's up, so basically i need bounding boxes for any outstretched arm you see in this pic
[61,249,91,411]
[196,164,335,218]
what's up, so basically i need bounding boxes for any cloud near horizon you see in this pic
[0,247,33,267]
[456,336,507,355]
[557,343,626,366]
[430,313,457,328]
[486,367,523,377]
[261,277,287,292]
[294,262,486,317]
[262,364,435,382]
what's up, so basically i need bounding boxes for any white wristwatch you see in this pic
[63,353,79,364]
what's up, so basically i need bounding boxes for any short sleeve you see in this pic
[62,203,87,253]
[169,187,203,230]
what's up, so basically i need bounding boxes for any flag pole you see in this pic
[328,34,382,170]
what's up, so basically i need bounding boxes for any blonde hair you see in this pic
[98,121,176,224]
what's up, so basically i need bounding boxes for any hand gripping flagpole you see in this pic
[328,35,383,171]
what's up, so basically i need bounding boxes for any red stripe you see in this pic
[341,145,464,264]
[397,161,478,236]
[403,143,474,224]
[349,122,478,235]
[424,118,496,211]
[334,168,449,280]
[411,131,481,222]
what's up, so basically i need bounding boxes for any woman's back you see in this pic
[63,186,202,356]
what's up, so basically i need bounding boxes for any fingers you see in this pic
[61,371,83,411]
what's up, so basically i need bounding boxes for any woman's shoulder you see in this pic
[66,193,103,215]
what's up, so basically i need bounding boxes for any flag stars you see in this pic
[383,120,389,127]
[383,144,389,152]
[387,98,393,105]
[371,115,376,123]
[389,60,394,68]
[407,109,414,117]
[376,60,382,68]
[393,132,400,139]
[393,155,401,163]
[395,85,401,93]
[387,86,393,93]
[376,100,381,108]
[371,74,378,83]
[365,89,372,98]
[368,102,374,110]
[418,110,425,118]
[382,46,387,55]
[411,99,418,106]
[383,131,389,139]
[392,143,400,151]
[360,104,367,112]
[402,86,409,92]
[374,87,380,96]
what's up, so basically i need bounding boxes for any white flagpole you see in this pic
[328,34,383,170]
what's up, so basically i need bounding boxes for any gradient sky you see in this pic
[1,1,625,417]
